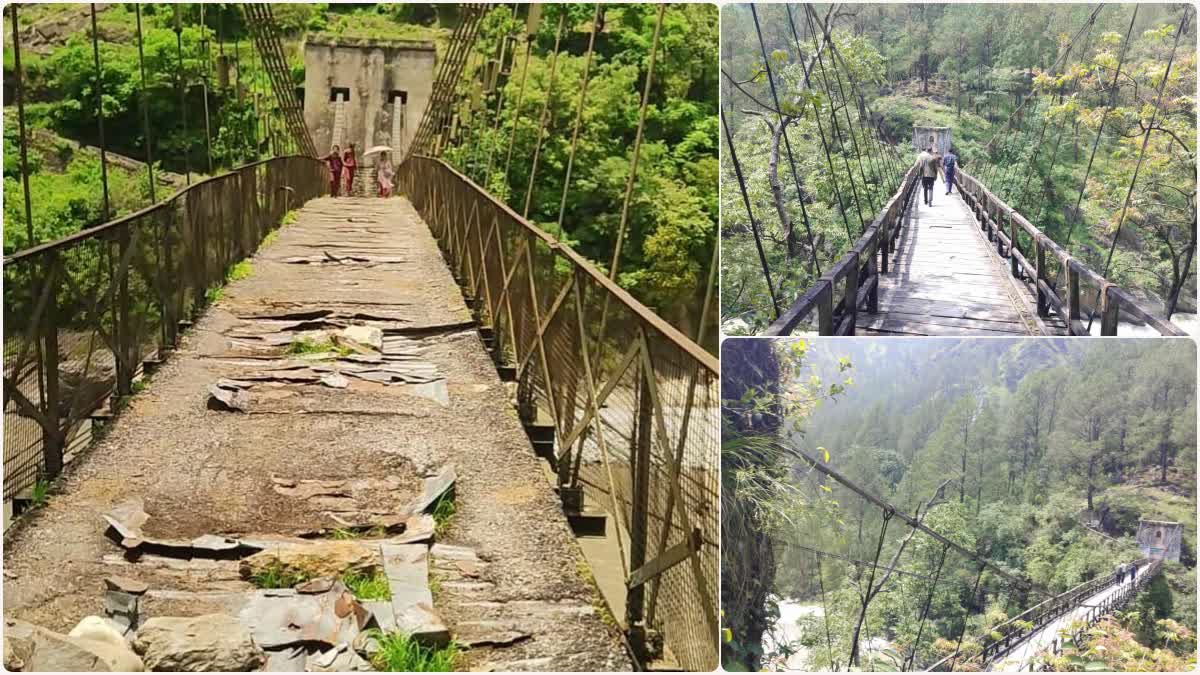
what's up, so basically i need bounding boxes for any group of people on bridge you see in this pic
[321,144,395,199]
[916,144,959,207]
[1115,559,1142,585]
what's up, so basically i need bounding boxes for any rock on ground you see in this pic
[239,541,380,581]
[4,617,144,671]
[132,615,265,672]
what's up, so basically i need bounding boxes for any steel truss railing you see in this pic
[924,558,1164,671]
[2,156,326,502]
[398,156,719,670]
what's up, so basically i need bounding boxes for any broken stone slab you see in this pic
[307,641,372,672]
[103,499,261,558]
[103,590,139,633]
[404,465,456,516]
[361,600,396,633]
[104,575,149,595]
[339,325,384,351]
[320,372,350,389]
[133,614,266,672]
[263,645,308,672]
[237,581,370,650]
[453,621,531,648]
[380,544,449,646]
[5,617,146,671]
[208,381,251,412]
[391,514,436,545]
[240,541,380,581]
[430,543,479,562]
[295,577,336,594]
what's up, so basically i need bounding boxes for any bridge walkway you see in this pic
[989,569,1149,672]
[858,185,1048,336]
[1,196,630,671]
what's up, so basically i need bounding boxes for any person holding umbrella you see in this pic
[363,145,394,198]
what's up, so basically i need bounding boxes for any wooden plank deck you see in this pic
[857,185,1054,336]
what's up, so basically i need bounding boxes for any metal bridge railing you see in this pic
[2,156,326,502]
[398,155,720,670]
[765,163,921,336]
[924,558,1163,671]
[956,170,1187,337]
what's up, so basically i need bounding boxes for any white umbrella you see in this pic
[362,145,392,157]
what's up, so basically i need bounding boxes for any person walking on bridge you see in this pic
[342,144,358,197]
[322,145,344,198]
[942,146,958,195]
[377,151,395,198]
[918,145,939,207]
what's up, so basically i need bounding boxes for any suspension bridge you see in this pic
[778,441,1168,673]
[724,4,1193,337]
[2,4,717,671]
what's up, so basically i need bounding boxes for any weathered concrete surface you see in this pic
[303,37,435,158]
[2,196,631,671]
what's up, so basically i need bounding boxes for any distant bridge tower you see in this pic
[913,125,952,155]
[1136,519,1182,562]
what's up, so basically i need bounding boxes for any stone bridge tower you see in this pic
[303,36,436,195]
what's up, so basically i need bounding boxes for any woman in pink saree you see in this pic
[377,151,395,198]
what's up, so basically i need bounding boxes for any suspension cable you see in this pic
[904,542,950,671]
[803,5,867,231]
[815,553,838,671]
[522,10,566,219]
[783,4,854,242]
[134,4,156,203]
[1061,5,1139,250]
[750,4,821,275]
[722,110,781,318]
[90,4,111,221]
[556,4,601,230]
[1088,6,1190,332]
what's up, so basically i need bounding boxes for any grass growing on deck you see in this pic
[367,630,459,672]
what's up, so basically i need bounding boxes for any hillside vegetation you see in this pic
[722,338,1197,671]
[721,3,1196,333]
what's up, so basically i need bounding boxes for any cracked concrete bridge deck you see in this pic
[2,196,631,671]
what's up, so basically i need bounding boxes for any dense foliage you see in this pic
[724,338,1197,671]
[441,5,718,341]
[722,3,1197,332]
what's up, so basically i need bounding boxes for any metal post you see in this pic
[10,4,48,432]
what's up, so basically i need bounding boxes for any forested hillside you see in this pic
[3,3,716,342]
[721,4,1196,334]
[722,338,1197,671]
[441,5,719,341]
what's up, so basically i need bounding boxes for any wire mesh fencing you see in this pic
[2,156,326,502]
[399,155,719,670]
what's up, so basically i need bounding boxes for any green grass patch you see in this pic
[281,209,299,226]
[227,260,253,282]
[342,569,392,601]
[130,380,148,395]
[259,229,280,250]
[204,285,224,305]
[248,560,310,589]
[432,494,456,538]
[29,478,50,508]
[286,337,336,355]
[330,526,386,540]
[366,630,459,672]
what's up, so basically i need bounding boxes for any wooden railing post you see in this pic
[1100,284,1120,336]
[627,349,652,632]
[1034,238,1047,316]
[1009,212,1019,278]
[1066,261,1081,332]
[868,246,879,314]
[818,281,834,335]
[844,252,859,335]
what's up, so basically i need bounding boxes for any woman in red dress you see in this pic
[322,145,343,197]
[342,144,358,196]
